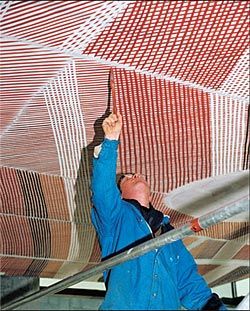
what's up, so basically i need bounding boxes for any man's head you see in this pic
[118,173,151,208]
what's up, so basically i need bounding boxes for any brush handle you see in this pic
[110,68,117,114]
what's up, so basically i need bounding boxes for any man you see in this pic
[91,113,226,310]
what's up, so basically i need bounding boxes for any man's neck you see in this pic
[124,198,150,209]
[137,198,150,209]
[121,193,151,208]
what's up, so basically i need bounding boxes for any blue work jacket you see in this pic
[91,139,214,310]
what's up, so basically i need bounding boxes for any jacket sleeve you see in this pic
[201,293,227,310]
[175,240,214,310]
[176,241,227,310]
[91,138,123,237]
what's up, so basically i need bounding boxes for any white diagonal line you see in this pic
[210,94,216,176]
[43,86,65,175]
[219,95,223,175]
[0,1,12,21]
[219,49,250,99]
[215,94,220,175]
[60,1,130,52]
[231,102,238,172]
[211,94,247,176]
[223,96,228,173]
[71,60,87,145]
[58,66,78,176]
[41,60,87,179]
[1,34,249,103]
[227,97,233,173]
[239,103,247,170]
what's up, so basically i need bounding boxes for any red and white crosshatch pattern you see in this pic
[0,0,249,284]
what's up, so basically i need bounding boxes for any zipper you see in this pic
[144,220,154,238]
[144,220,159,252]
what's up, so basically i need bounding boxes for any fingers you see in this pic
[109,113,118,123]
[102,112,122,140]
[103,116,116,128]
[104,113,122,127]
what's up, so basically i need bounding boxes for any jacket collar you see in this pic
[123,199,164,233]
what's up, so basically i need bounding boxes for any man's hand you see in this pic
[102,113,122,140]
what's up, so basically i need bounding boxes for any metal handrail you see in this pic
[2,195,248,310]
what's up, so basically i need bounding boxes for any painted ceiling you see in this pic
[0,0,249,287]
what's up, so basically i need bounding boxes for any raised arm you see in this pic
[91,113,123,237]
